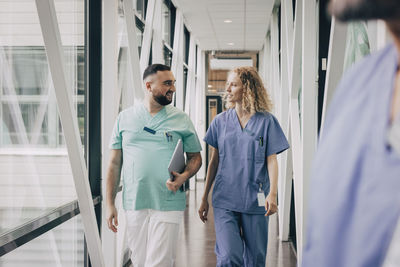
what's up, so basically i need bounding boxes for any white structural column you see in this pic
[282,0,294,80]
[194,47,206,179]
[262,35,272,93]
[102,0,119,266]
[151,0,164,64]
[270,11,281,115]
[184,35,196,116]
[140,0,156,72]
[321,18,347,132]
[377,20,391,49]
[278,0,294,242]
[383,219,400,267]
[299,0,318,262]
[259,42,265,82]
[124,0,145,102]
[35,0,105,266]
[259,0,274,87]
[171,9,183,74]
[289,0,304,254]
[185,36,197,189]
[171,9,184,109]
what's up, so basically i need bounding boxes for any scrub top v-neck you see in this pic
[109,102,202,211]
[204,109,289,214]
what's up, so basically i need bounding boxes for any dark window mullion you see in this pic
[85,0,102,266]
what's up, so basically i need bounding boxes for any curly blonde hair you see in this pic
[225,66,273,113]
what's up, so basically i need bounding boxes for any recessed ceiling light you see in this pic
[224,19,233,23]
[227,42,234,46]
[208,85,213,88]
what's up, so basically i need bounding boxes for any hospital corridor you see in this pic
[1,0,400,267]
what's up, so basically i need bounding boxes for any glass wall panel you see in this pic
[344,22,371,71]
[117,3,145,109]
[184,26,190,65]
[136,0,147,20]
[163,46,173,67]
[0,0,84,236]
[0,215,84,267]
[162,1,172,46]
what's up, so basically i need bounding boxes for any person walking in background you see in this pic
[198,66,289,267]
[303,0,400,266]
[106,64,202,267]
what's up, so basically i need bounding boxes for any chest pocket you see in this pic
[161,131,182,149]
[254,138,266,163]
[244,130,266,163]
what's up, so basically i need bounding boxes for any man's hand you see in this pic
[166,171,186,192]
[198,199,209,223]
[107,205,119,233]
[265,193,278,216]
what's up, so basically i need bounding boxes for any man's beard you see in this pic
[153,92,173,106]
[330,0,400,21]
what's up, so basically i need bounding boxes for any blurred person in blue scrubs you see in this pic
[303,1,400,267]
[106,64,202,267]
[198,67,289,267]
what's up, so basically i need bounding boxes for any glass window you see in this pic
[184,26,190,65]
[136,0,147,20]
[117,3,145,108]
[344,22,370,71]
[195,44,198,73]
[163,46,173,67]
[0,48,85,148]
[0,215,84,267]
[161,0,175,47]
[3,48,48,96]
[0,0,84,238]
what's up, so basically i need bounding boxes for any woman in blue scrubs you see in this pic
[199,66,289,267]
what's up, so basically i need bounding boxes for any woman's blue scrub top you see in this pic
[204,109,289,214]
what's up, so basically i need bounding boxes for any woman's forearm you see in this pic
[202,148,219,201]
[267,154,278,196]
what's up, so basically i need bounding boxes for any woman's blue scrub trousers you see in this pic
[213,207,269,267]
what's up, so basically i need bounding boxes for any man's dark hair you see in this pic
[143,64,171,80]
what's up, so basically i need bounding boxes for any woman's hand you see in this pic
[198,199,209,223]
[265,193,278,216]
[106,204,119,232]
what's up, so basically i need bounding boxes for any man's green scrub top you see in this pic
[109,102,202,211]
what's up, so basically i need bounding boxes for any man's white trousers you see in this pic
[125,209,183,267]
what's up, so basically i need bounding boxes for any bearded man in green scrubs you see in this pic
[106,64,202,267]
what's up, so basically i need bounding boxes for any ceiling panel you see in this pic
[173,0,274,51]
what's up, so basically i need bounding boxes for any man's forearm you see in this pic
[106,163,122,207]
[182,153,202,181]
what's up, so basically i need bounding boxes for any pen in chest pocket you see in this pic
[259,137,264,147]
[165,132,173,142]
